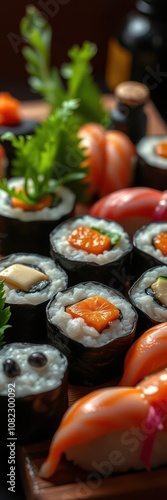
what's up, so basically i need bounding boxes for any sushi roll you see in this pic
[119,321,167,386]
[0,342,68,443]
[0,178,75,256]
[46,281,138,386]
[50,215,132,289]
[136,135,167,190]
[39,369,167,478]
[0,252,68,343]
[133,222,167,277]
[128,265,167,334]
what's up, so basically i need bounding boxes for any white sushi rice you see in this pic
[51,216,131,264]
[0,178,75,221]
[0,344,67,397]
[0,253,67,305]
[134,222,167,264]
[130,266,167,322]
[66,429,167,472]
[48,282,136,347]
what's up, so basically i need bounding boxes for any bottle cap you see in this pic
[114,81,150,107]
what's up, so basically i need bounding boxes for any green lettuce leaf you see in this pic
[0,100,89,203]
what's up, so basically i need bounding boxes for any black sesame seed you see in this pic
[28,352,48,368]
[3,359,21,377]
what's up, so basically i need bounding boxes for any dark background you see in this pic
[1,0,167,121]
[0,0,136,99]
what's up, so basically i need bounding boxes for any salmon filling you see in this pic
[66,295,119,332]
[67,226,111,255]
[11,188,53,211]
[155,141,167,158]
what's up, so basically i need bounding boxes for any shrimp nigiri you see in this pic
[39,370,167,479]
[119,322,167,387]
[99,130,135,197]
[78,123,106,196]
[78,125,135,197]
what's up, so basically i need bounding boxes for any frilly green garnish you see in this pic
[0,99,89,204]
[20,4,109,128]
[91,227,121,246]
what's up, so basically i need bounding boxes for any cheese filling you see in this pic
[0,264,48,292]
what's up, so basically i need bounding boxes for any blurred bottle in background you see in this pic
[105,0,167,121]
[111,80,150,143]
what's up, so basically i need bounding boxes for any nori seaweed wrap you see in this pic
[0,178,75,256]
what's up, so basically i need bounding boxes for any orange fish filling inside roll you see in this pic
[66,295,119,332]
[11,187,53,211]
[153,232,167,256]
[155,141,167,159]
[67,226,111,255]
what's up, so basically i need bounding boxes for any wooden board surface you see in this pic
[18,448,167,500]
[17,383,167,500]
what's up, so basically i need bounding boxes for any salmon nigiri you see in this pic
[39,375,167,479]
[119,322,167,387]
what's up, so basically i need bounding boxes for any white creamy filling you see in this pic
[48,282,136,347]
[135,222,167,264]
[0,178,75,221]
[51,216,131,264]
[0,344,67,397]
[0,253,67,304]
[130,266,167,321]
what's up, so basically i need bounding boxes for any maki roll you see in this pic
[129,265,167,334]
[47,281,138,386]
[136,135,167,190]
[0,342,68,443]
[39,369,167,478]
[0,252,68,343]
[133,222,167,277]
[50,215,132,289]
[0,178,75,256]
[0,100,89,256]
